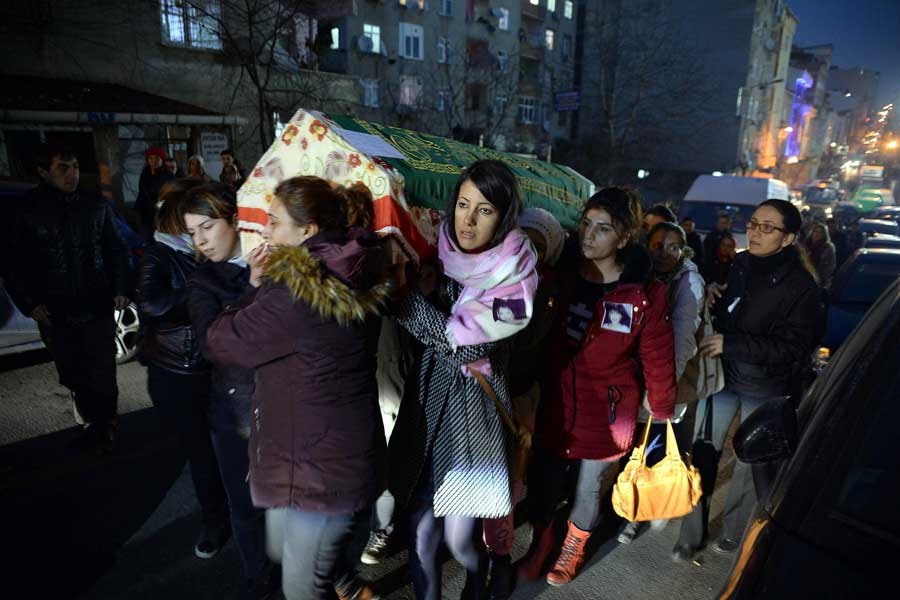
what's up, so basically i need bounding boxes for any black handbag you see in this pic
[691,398,721,497]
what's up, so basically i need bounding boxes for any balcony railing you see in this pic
[521,0,546,21]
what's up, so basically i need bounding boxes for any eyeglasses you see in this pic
[747,220,785,234]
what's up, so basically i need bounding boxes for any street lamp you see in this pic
[888,140,899,150]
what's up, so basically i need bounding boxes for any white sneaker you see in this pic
[617,521,641,544]
[71,394,85,426]
[650,519,669,531]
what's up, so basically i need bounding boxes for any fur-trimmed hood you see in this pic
[264,230,392,325]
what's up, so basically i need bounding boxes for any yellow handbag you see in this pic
[612,418,703,522]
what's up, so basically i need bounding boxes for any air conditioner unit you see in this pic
[356,36,374,53]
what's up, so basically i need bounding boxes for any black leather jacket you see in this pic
[137,241,208,374]
[188,260,254,436]
[7,183,130,325]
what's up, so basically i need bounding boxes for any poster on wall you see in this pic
[200,132,229,181]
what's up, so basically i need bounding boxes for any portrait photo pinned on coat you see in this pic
[601,301,633,333]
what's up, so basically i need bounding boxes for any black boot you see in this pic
[487,552,515,600]
[461,555,489,600]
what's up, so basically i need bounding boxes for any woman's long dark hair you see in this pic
[444,159,522,249]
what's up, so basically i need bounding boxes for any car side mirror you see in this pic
[733,396,798,464]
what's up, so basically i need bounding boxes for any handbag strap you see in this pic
[472,368,532,449]
[637,418,653,467]
[696,396,713,442]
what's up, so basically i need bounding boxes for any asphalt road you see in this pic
[0,351,737,599]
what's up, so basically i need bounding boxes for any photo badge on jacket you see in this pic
[601,301,633,334]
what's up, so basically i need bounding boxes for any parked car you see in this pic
[821,247,900,353]
[677,174,790,251]
[858,218,900,237]
[863,233,900,249]
[869,205,900,223]
[0,180,141,363]
[718,276,900,599]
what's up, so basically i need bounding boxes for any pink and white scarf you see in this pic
[439,226,538,375]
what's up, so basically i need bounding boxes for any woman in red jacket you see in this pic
[519,187,676,586]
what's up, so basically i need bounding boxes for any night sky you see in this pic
[789,0,900,125]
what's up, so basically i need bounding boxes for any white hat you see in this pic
[519,207,565,266]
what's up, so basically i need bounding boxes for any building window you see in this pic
[362,24,381,52]
[495,95,508,116]
[399,76,422,107]
[518,96,538,124]
[329,26,341,50]
[564,0,574,19]
[467,84,485,111]
[497,7,509,30]
[399,22,424,60]
[562,34,572,60]
[547,0,556,12]
[440,0,452,16]
[438,37,450,63]
[496,50,509,73]
[361,79,380,107]
[529,0,539,5]
[160,0,223,50]
[545,29,555,51]
[437,90,452,112]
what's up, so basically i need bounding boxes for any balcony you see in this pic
[519,42,545,62]
[521,0,546,21]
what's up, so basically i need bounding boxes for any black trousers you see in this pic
[146,365,228,527]
[42,316,118,425]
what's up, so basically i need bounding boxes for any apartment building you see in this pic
[316,0,578,155]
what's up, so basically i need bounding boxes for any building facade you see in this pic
[316,0,578,156]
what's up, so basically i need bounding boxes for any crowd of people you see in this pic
[8,142,834,600]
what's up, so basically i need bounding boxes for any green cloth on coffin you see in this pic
[329,115,592,231]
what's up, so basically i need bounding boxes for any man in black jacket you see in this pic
[135,146,174,243]
[7,143,131,453]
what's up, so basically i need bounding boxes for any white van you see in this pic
[677,175,790,251]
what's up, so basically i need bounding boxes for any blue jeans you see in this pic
[676,388,771,548]
[209,428,269,583]
[266,507,369,600]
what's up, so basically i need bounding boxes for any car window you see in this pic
[833,360,900,538]
[678,202,756,233]
[837,262,900,305]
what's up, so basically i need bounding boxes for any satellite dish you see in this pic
[357,36,374,53]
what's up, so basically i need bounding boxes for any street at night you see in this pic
[2,1,899,599]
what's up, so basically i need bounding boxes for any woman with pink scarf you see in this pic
[389,160,538,600]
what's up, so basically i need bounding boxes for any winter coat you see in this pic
[205,229,390,514]
[714,247,822,398]
[507,271,561,397]
[188,259,254,435]
[6,183,130,325]
[137,240,207,374]
[668,259,705,381]
[536,245,676,461]
[389,277,513,519]
[686,231,704,266]
[806,240,836,289]
[135,167,174,230]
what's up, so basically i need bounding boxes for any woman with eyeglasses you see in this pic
[518,188,675,586]
[671,199,822,563]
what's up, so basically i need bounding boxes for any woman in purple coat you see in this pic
[205,176,391,600]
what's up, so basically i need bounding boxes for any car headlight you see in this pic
[813,346,831,371]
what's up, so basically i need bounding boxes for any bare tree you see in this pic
[565,0,713,185]
[185,0,354,150]
[419,39,521,147]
